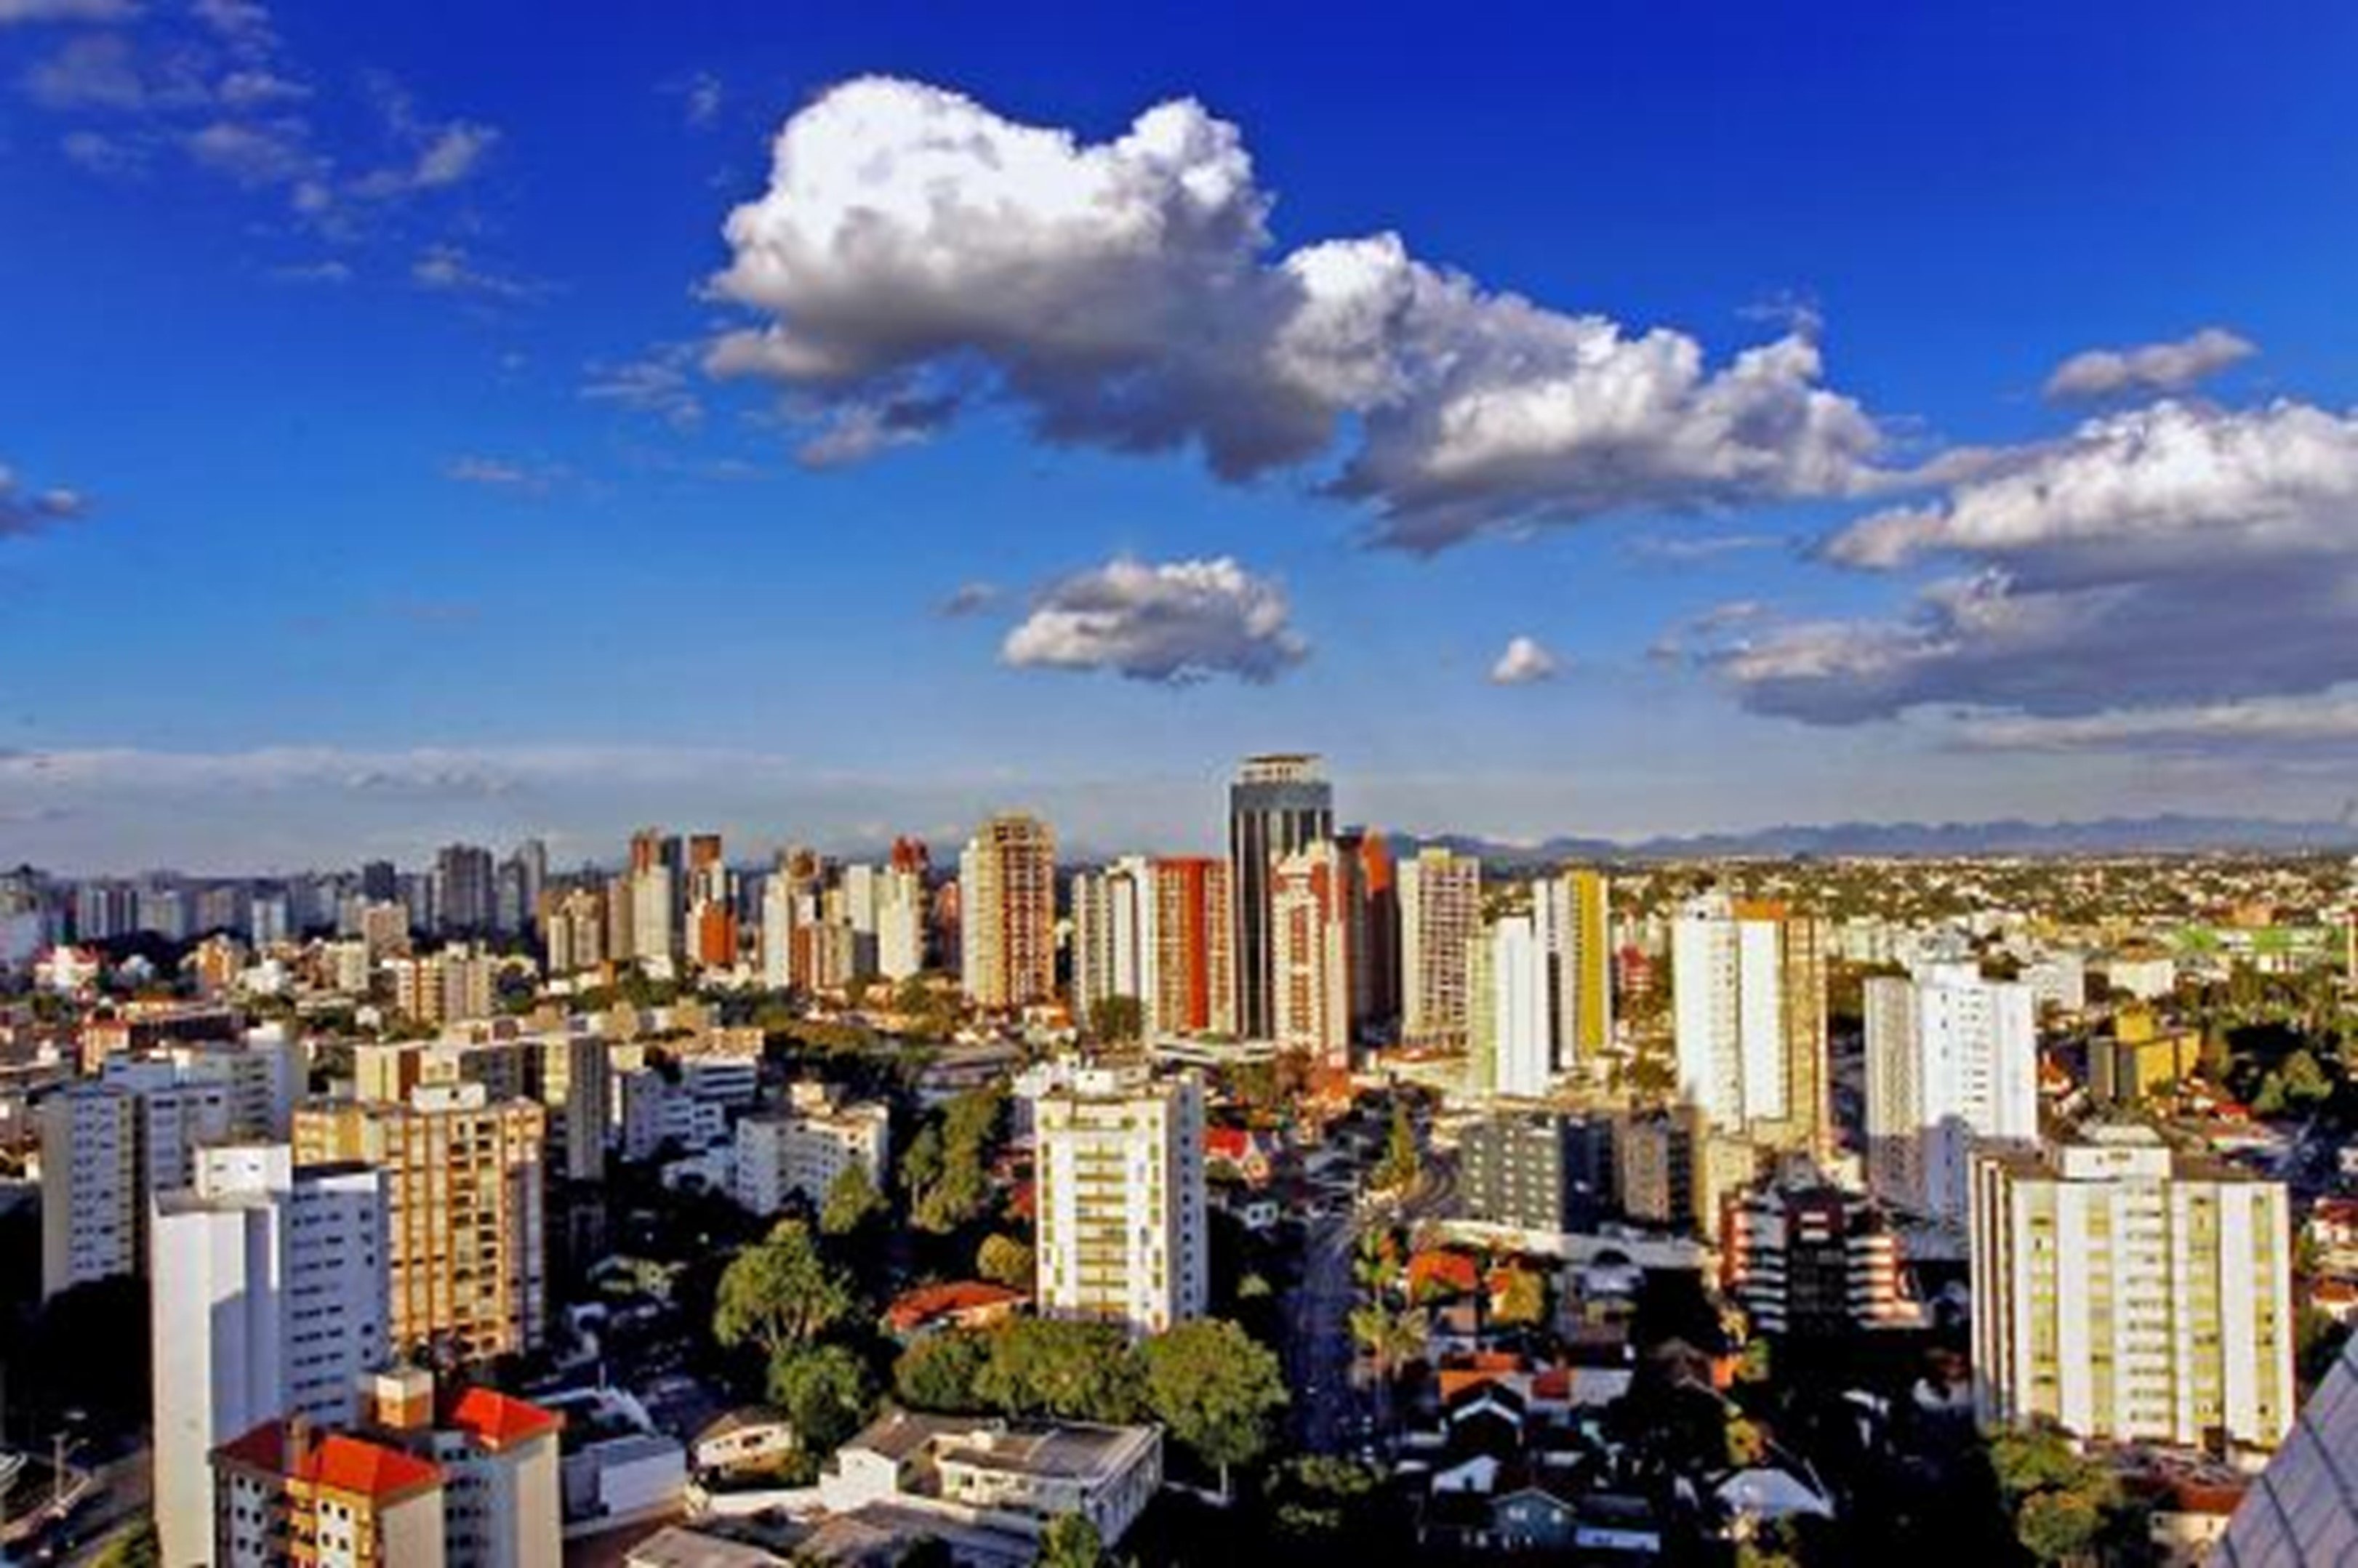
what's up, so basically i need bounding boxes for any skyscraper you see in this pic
[1864,961,2038,1223]
[1399,846,1482,1050]
[433,844,497,935]
[1228,755,1333,1042]
[1971,1127,2294,1452]
[1671,893,1829,1157]
[1028,1062,1207,1338]
[958,813,1056,1010]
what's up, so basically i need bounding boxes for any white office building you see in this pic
[1864,962,2038,1223]
[151,1143,388,1568]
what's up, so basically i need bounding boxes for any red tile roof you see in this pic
[216,1423,442,1504]
[1407,1250,1481,1298]
[885,1280,1024,1332]
[445,1387,563,1450]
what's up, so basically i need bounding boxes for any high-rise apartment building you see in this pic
[151,1143,388,1568]
[1027,1063,1207,1338]
[874,865,928,983]
[41,1040,298,1298]
[526,1034,610,1184]
[294,1082,547,1364]
[958,814,1056,1010]
[1270,844,1352,1068]
[1149,857,1233,1038]
[540,888,606,976]
[1671,894,1829,1156]
[1460,1109,1612,1234]
[1533,869,1613,1066]
[1070,857,1154,1040]
[435,845,497,935]
[1864,962,2038,1223]
[1399,847,1482,1050]
[1473,913,1552,1098]
[1228,755,1334,1041]
[1970,1127,2295,1451]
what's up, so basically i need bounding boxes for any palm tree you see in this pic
[1350,1306,1427,1433]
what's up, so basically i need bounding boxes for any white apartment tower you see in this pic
[151,1143,388,1568]
[1671,893,1830,1156]
[1070,857,1155,1040]
[1475,914,1553,1100]
[1864,962,2038,1223]
[1970,1127,2295,1452]
[1028,1063,1207,1338]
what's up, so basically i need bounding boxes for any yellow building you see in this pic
[295,1082,547,1364]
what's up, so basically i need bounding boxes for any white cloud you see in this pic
[443,455,566,495]
[665,69,722,129]
[412,244,538,302]
[0,0,136,23]
[0,462,87,538]
[185,116,317,186]
[1722,398,2358,724]
[1001,555,1308,684]
[2044,326,2255,403]
[581,342,705,428]
[705,76,1887,550]
[1953,693,2358,755]
[1488,635,1560,686]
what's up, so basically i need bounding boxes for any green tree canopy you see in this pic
[820,1163,887,1237]
[1137,1319,1288,1495]
[973,1319,1144,1423]
[976,1233,1036,1292]
[714,1220,859,1362]
[893,1330,992,1413]
[767,1343,878,1457]
[1036,1513,1106,1568]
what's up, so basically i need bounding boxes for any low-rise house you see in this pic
[883,1282,1025,1341]
[692,1407,799,1479]
[812,1409,1161,1551]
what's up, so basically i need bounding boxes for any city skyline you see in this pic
[7,3,2358,870]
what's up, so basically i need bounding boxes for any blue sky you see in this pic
[4,1,2357,872]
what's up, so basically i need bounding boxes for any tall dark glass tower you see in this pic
[1228,754,1334,1040]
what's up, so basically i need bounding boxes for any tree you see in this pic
[2015,1487,2104,1567]
[767,1343,878,1457]
[714,1220,858,1363]
[92,1521,161,1568]
[1491,1267,1546,1327]
[974,1319,1144,1422]
[1089,994,1144,1045]
[976,1233,1036,1292]
[1373,1102,1419,1192]
[1036,1513,1105,1568]
[1139,1319,1288,1497]
[894,1330,991,1413]
[820,1165,886,1237]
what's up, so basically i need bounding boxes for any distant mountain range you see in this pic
[1408,813,2358,865]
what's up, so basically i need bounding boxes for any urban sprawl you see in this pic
[3,754,2356,1566]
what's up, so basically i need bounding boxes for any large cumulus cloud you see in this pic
[1715,398,2358,726]
[706,77,1885,550]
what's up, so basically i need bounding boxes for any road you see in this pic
[1280,1148,1458,1458]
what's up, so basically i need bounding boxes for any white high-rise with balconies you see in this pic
[151,1142,388,1568]
[1027,1062,1206,1338]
